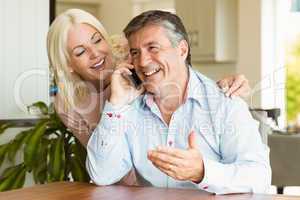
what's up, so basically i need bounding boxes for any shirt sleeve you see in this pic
[196,98,271,194]
[86,101,134,186]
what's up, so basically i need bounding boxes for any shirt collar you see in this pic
[185,66,205,106]
[142,66,205,108]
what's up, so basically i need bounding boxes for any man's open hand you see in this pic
[147,131,204,183]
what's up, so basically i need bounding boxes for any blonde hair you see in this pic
[47,9,110,111]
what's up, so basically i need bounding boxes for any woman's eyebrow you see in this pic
[91,32,100,40]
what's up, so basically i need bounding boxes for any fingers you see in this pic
[225,76,245,97]
[156,166,175,177]
[217,79,231,93]
[111,67,133,87]
[155,146,188,159]
[115,62,134,70]
[188,131,197,149]
[148,150,199,182]
[114,66,132,76]
[148,151,184,180]
[218,74,250,98]
[148,150,184,168]
[149,154,174,171]
[154,164,178,180]
[231,80,251,98]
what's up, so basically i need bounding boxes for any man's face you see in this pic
[128,24,188,94]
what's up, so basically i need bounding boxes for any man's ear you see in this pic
[178,40,189,61]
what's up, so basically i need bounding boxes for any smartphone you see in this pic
[125,68,142,89]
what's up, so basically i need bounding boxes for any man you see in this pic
[86,10,271,194]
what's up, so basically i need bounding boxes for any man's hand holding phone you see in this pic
[109,63,144,107]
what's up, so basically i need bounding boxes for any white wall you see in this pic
[98,0,133,35]
[56,0,133,35]
[0,0,49,188]
[236,0,262,107]
[0,0,49,119]
[237,0,286,127]
[193,63,236,81]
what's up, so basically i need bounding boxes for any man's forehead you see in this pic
[128,25,169,47]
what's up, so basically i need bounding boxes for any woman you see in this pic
[47,8,250,147]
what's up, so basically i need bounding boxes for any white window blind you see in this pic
[0,0,49,119]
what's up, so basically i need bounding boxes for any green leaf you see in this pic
[24,120,48,170]
[48,136,65,182]
[0,144,9,167]
[0,165,20,179]
[74,139,87,168]
[33,162,47,184]
[0,164,23,191]
[70,155,89,182]
[32,138,49,184]
[10,165,26,190]
[0,123,13,135]
[7,129,32,163]
[69,139,89,182]
[27,101,48,115]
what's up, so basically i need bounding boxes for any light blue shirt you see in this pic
[86,67,271,194]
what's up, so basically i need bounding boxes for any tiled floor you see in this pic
[269,186,300,196]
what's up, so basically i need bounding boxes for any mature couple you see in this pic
[48,9,271,195]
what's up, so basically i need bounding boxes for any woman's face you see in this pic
[67,23,113,87]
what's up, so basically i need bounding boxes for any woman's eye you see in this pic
[74,47,86,57]
[76,50,85,56]
[92,33,102,44]
[93,38,102,44]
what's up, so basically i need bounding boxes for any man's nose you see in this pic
[138,51,151,67]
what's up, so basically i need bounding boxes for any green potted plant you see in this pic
[0,101,90,192]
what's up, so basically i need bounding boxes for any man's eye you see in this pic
[149,46,159,52]
[130,51,139,58]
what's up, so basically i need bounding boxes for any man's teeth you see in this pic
[91,59,105,69]
[144,68,159,76]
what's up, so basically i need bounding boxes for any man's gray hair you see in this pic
[123,10,191,66]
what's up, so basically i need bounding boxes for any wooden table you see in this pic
[0,182,299,200]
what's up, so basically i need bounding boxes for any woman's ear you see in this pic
[68,61,74,73]
[178,40,189,61]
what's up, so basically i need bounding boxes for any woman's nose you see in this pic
[89,46,99,59]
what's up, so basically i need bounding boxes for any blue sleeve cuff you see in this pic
[193,157,226,194]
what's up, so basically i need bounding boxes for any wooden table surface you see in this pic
[0,182,299,200]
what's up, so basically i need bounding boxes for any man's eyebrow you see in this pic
[130,48,139,53]
[146,41,159,46]
[129,42,160,51]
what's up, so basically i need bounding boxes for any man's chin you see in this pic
[142,79,158,92]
